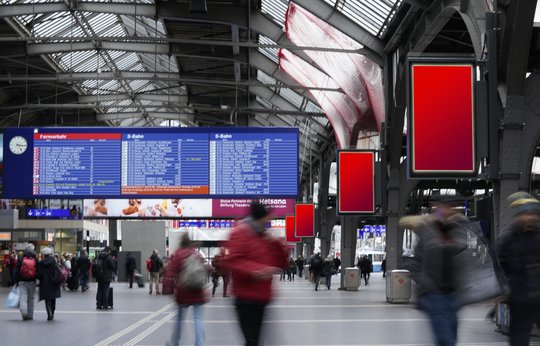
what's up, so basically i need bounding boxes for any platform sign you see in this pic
[2,127,299,198]
[295,203,314,237]
[337,150,375,214]
[27,209,71,218]
[408,58,476,178]
[286,215,301,243]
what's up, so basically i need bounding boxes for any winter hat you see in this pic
[41,247,53,256]
[25,243,35,251]
[508,192,540,216]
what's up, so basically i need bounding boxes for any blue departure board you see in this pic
[2,127,298,198]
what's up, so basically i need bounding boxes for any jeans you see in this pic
[96,281,111,308]
[149,272,160,293]
[19,281,36,319]
[170,304,205,346]
[418,292,459,346]
[325,273,332,289]
[80,271,89,289]
[235,300,267,346]
[510,302,540,346]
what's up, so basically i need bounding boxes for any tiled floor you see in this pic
[0,273,535,345]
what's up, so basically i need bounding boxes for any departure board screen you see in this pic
[2,127,298,198]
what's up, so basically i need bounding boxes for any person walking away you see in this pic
[5,250,18,286]
[400,200,469,346]
[295,256,305,278]
[125,251,136,289]
[288,258,296,281]
[211,249,230,297]
[333,256,341,274]
[93,247,115,309]
[323,255,334,290]
[496,192,540,346]
[37,247,61,320]
[359,256,373,285]
[77,250,91,292]
[310,253,324,290]
[148,250,163,294]
[166,233,209,346]
[226,202,288,346]
[14,244,38,320]
[381,258,387,278]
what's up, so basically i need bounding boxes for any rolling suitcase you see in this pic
[162,277,175,295]
[135,273,144,288]
[108,287,113,309]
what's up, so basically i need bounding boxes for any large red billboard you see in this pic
[295,203,314,237]
[409,62,476,177]
[338,151,375,214]
[286,215,301,243]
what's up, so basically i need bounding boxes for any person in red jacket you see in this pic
[226,201,288,346]
[166,233,209,346]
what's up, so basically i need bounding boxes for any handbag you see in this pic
[5,286,21,308]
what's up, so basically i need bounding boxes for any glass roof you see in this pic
[2,0,185,126]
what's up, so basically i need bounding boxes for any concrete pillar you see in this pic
[339,215,358,289]
[108,219,118,251]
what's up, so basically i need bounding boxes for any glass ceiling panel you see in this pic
[279,87,304,109]
[261,0,288,28]
[258,35,279,64]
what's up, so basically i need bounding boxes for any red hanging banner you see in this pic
[338,151,375,214]
[285,215,301,243]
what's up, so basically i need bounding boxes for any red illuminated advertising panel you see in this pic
[286,215,301,243]
[295,203,314,237]
[409,62,476,177]
[338,151,375,214]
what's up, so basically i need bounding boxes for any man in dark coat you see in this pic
[125,251,137,289]
[359,255,373,286]
[295,256,305,278]
[94,247,116,309]
[497,192,540,346]
[148,249,163,294]
[15,244,38,320]
[37,247,61,321]
[77,250,91,292]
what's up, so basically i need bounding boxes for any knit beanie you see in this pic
[507,192,540,216]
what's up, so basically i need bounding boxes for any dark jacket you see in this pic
[37,256,61,301]
[497,225,540,304]
[333,257,341,270]
[359,258,373,274]
[77,255,91,273]
[168,247,209,305]
[15,250,38,282]
[96,252,116,283]
[310,255,324,275]
[149,254,163,273]
[295,258,305,269]
[226,218,288,303]
[125,254,136,273]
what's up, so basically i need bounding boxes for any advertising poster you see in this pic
[212,198,295,218]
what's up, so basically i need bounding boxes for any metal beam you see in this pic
[96,112,193,121]
[79,93,188,104]
[292,0,384,58]
[26,41,170,55]
[0,72,339,91]
[0,2,156,17]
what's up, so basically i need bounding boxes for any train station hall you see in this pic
[1,0,540,345]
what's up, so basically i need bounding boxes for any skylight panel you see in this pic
[257,70,276,85]
[258,36,279,64]
[115,52,139,70]
[261,0,288,27]
[279,87,303,109]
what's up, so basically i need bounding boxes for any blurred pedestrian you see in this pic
[295,256,305,278]
[14,244,38,321]
[400,200,469,346]
[125,251,136,289]
[37,247,61,320]
[211,248,230,297]
[226,201,288,346]
[310,253,323,290]
[381,258,387,278]
[166,233,209,346]
[323,255,334,290]
[358,255,373,285]
[77,250,91,292]
[497,192,540,346]
[333,256,341,274]
[93,247,115,309]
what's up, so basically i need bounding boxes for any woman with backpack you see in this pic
[37,247,61,321]
[166,233,209,346]
[15,244,38,321]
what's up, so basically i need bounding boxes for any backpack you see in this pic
[179,254,206,290]
[51,263,68,284]
[92,259,105,281]
[146,258,153,271]
[20,256,36,279]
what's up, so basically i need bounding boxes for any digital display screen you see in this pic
[408,61,476,177]
[3,127,299,198]
[338,151,375,214]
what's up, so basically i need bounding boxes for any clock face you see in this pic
[9,135,28,155]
